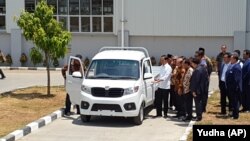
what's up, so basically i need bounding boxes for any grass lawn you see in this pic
[187,91,250,141]
[0,86,66,137]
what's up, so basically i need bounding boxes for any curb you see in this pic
[179,91,214,141]
[0,108,64,141]
[0,67,61,71]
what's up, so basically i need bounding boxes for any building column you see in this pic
[246,0,250,49]
[11,29,22,67]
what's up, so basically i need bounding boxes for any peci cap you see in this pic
[75,54,82,59]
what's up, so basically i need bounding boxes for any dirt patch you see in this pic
[0,86,66,137]
[187,91,250,141]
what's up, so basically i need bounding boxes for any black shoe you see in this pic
[64,112,71,116]
[171,115,180,118]
[182,117,192,122]
[228,113,233,117]
[218,112,227,115]
[192,117,202,121]
[163,115,168,118]
[1,76,5,79]
[232,117,239,120]
[153,115,162,118]
[239,109,246,113]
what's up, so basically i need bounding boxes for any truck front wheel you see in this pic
[81,115,91,122]
[133,104,144,125]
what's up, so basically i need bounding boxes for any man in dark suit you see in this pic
[218,52,231,115]
[225,53,242,119]
[241,50,250,112]
[190,58,209,121]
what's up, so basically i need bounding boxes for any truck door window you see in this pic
[69,58,83,76]
[143,60,152,74]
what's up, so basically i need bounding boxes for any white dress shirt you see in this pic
[155,63,172,89]
[221,63,230,82]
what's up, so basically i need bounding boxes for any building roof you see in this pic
[92,50,146,61]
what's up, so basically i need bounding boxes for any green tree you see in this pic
[30,47,43,67]
[16,0,71,95]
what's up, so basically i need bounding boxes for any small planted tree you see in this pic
[30,47,43,67]
[16,0,71,95]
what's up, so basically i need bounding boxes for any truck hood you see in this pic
[82,79,138,89]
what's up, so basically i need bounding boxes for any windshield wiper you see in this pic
[87,76,112,79]
[113,76,138,80]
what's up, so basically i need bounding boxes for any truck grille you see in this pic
[91,104,122,112]
[91,87,124,98]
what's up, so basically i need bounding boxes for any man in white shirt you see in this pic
[154,55,172,118]
[219,52,231,115]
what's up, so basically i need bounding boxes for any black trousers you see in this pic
[242,84,250,111]
[219,81,228,113]
[155,88,170,116]
[65,93,80,114]
[0,69,5,78]
[184,92,193,118]
[169,85,176,107]
[176,94,185,116]
[194,95,203,119]
[229,90,240,118]
[202,81,209,113]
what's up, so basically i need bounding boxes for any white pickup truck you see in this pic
[66,47,157,125]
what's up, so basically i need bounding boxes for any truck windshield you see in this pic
[86,59,140,80]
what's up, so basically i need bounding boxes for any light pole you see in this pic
[121,0,125,48]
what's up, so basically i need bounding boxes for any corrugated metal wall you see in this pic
[116,0,246,36]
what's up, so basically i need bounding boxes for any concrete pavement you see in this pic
[0,70,64,94]
[18,111,189,141]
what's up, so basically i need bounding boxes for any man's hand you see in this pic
[192,92,197,97]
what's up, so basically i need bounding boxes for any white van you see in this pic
[66,47,156,125]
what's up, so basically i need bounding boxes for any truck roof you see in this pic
[92,50,146,61]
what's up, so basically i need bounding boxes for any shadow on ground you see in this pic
[1,91,55,100]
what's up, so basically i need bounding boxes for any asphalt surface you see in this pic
[0,70,64,94]
[0,70,219,141]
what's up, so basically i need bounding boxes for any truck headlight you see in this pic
[124,86,139,95]
[81,85,91,94]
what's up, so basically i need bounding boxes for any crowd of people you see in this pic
[217,45,250,119]
[153,45,250,121]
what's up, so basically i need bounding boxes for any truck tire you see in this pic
[133,104,144,125]
[81,115,91,122]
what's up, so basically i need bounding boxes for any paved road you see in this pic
[0,70,64,94]
[1,70,219,141]
[19,111,189,141]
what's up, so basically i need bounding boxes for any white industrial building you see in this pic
[0,0,249,67]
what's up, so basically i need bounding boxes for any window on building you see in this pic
[103,0,112,15]
[104,17,112,32]
[70,17,79,32]
[81,17,90,32]
[47,0,57,14]
[69,0,79,15]
[24,0,113,33]
[25,0,36,12]
[0,0,5,30]
[80,0,90,15]
[92,17,101,32]
[0,16,5,30]
[92,0,102,15]
[58,0,68,15]
[59,16,68,30]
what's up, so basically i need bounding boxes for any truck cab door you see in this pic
[66,56,84,105]
[142,59,154,105]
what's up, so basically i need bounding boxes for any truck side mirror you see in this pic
[144,73,153,79]
[72,71,82,78]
